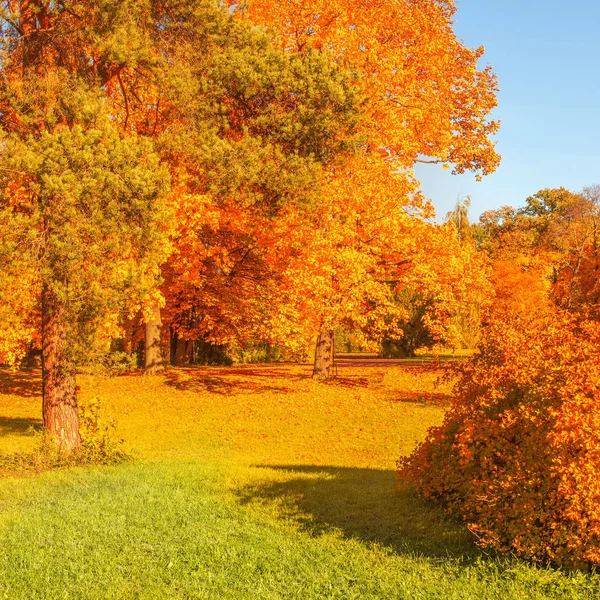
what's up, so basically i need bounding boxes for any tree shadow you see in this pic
[0,416,42,437]
[163,368,303,396]
[236,464,482,561]
[335,356,455,369]
[199,365,308,380]
[0,370,42,398]
[391,390,452,407]
[324,376,371,388]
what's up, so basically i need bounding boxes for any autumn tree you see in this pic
[227,0,500,376]
[473,187,600,320]
[147,6,364,367]
[261,155,490,378]
[471,205,550,318]
[525,187,600,314]
[0,1,177,447]
[162,194,282,363]
[229,0,500,174]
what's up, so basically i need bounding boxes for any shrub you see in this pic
[100,351,139,374]
[76,350,139,376]
[77,395,130,464]
[399,312,600,568]
[0,395,129,474]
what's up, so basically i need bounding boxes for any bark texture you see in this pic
[312,328,335,380]
[41,286,81,451]
[145,302,164,374]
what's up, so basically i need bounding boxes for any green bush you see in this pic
[100,351,139,374]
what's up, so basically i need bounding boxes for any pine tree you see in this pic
[0,0,364,445]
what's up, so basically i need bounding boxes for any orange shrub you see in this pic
[400,312,600,568]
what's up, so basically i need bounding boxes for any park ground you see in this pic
[0,360,599,599]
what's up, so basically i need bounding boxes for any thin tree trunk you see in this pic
[145,302,164,374]
[41,285,81,451]
[169,326,178,366]
[175,336,189,366]
[312,328,334,380]
[123,317,134,355]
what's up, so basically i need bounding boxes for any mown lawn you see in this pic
[0,363,598,599]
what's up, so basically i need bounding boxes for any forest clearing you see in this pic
[0,361,599,599]
[2,0,600,596]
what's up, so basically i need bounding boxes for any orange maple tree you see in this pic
[223,0,500,375]
[161,184,285,362]
[474,188,600,320]
[229,0,500,174]
[260,154,491,377]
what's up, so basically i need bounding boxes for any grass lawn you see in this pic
[0,363,598,599]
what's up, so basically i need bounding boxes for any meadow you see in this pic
[0,361,598,599]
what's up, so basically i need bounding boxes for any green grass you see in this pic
[0,364,598,599]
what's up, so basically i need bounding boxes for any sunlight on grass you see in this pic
[75,363,447,468]
[0,363,598,599]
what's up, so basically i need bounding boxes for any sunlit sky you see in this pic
[416,0,600,222]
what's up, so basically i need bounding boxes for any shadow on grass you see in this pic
[164,367,305,396]
[201,365,308,379]
[336,355,467,368]
[0,416,42,437]
[391,390,452,407]
[0,370,42,398]
[237,465,481,561]
[324,376,371,388]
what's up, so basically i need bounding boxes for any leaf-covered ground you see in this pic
[0,363,598,599]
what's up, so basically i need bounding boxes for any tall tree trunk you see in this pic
[188,340,196,365]
[312,328,334,380]
[41,286,81,451]
[145,302,164,374]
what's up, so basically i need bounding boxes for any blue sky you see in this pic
[416,0,600,222]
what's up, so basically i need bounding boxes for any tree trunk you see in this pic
[145,302,164,374]
[175,337,188,366]
[41,286,81,451]
[169,326,177,365]
[123,317,134,355]
[170,330,191,367]
[312,328,335,380]
[20,0,39,72]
